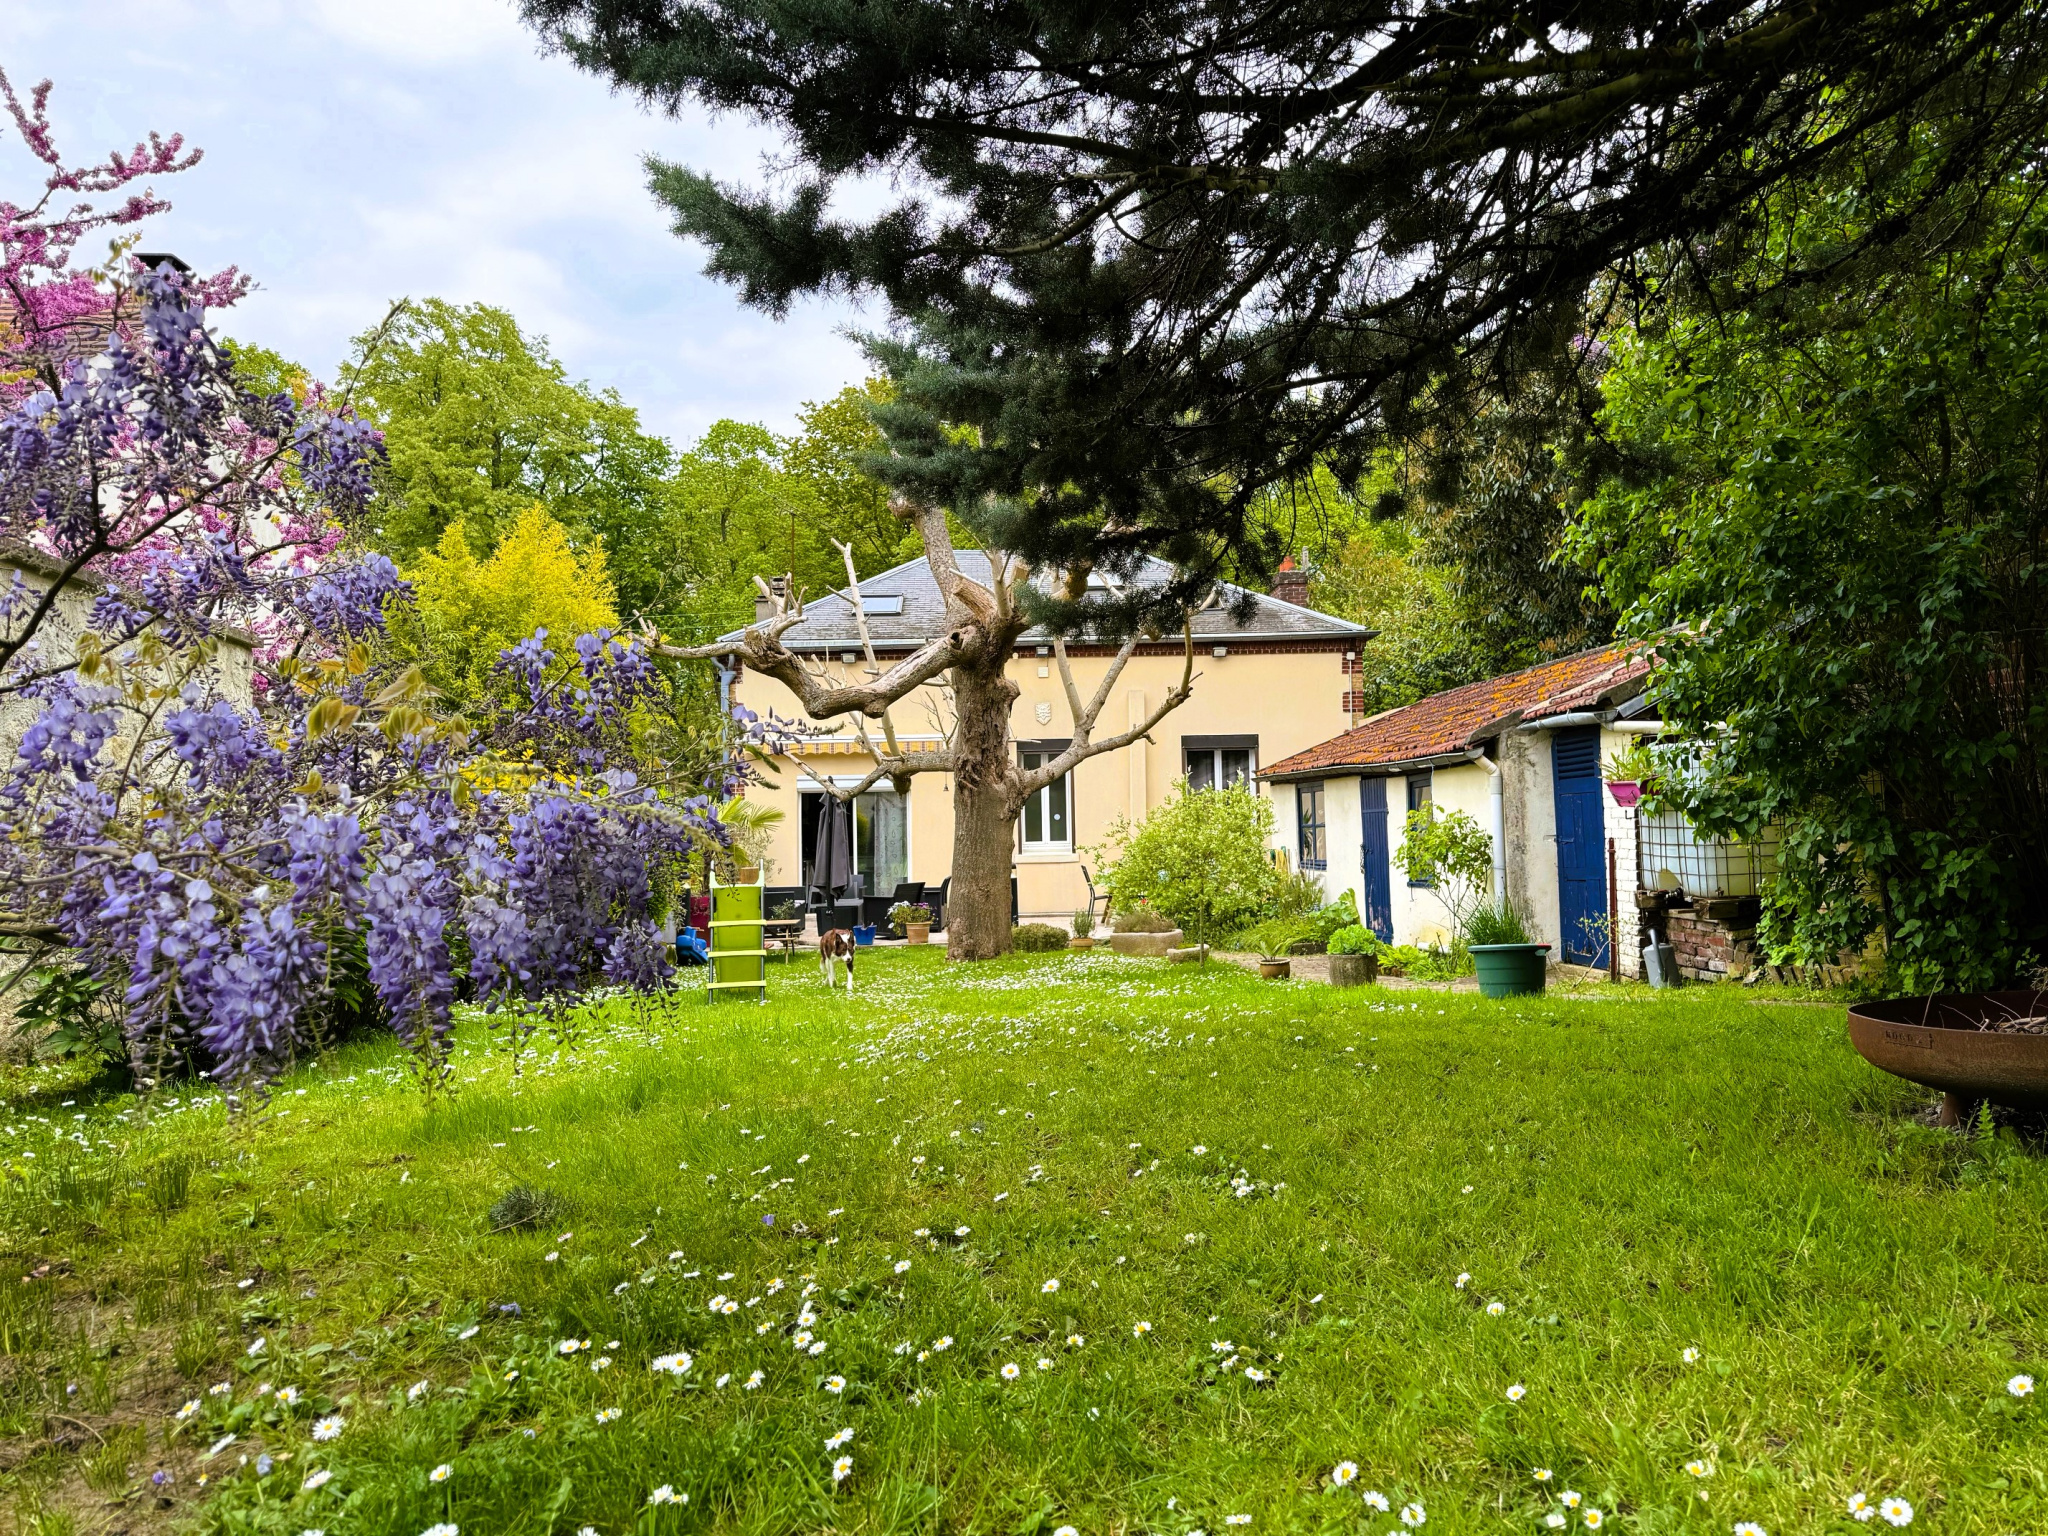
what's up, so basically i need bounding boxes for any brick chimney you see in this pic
[1270,556,1310,608]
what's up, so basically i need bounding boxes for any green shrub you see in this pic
[1380,941,1473,980]
[1012,923,1070,953]
[1091,782,1279,946]
[1268,867,1329,919]
[1071,908,1096,937]
[1326,924,1383,956]
[1464,900,1533,946]
[1113,906,1177,934]
[1231,890,1362,956]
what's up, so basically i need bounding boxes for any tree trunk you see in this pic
[946,648,1022,960]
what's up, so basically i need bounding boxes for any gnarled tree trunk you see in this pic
[945,642,1022,960]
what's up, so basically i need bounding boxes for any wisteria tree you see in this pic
[0,75,750,1099]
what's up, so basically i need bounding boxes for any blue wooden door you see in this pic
[1359,777,1393,942]
[1552,727,1609,966]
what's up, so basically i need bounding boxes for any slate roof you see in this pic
[1259,644,1651,780]
[718,551,1371,651]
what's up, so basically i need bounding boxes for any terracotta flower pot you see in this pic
[1068,936,1094,950]
[906,923,931,944]
[1258,957,1291,980]
[734,865,761,884]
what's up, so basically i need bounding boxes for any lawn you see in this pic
[2,950,2044,1536]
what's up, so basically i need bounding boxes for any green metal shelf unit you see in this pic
[706,871,767,1002]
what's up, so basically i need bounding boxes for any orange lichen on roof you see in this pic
[1262,644,1649,778]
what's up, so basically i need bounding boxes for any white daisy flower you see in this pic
[744,1370,765,1389]
[1225,1517,1251,1527]
[824,1375,847,1393]
[1399,1503,1426,1526]
[1505,1383,1526,1402]
[826,1428,854,1449]
[649,1485,684,1506]
[1001,1362,1022,1381]
[175,1399,201,1421]
[1192,1145,1207,1154]
[1687,1460,1714,1478]
[1485,1302,1505,1317]
[808,1341,828,1357]
[1583,1511,1604,1530]
[934,1336,954,1351]
[596,1408,621,1423]
[1455,1273,1472,1289]
[1561,1492,1582,1510]
[1037,1356,1055,1371]
[1847,1493,1874,1522]
[1331,1461,1358,1487]
[1053,1526,1078,1536]
[430,1464,452,1484]
[1733,1525,1768,1536]
[1043,1278,1060,1293]
[1243,1367,1268,1382]
[1683,1346,1701,1363]
[557,1339,587,1356]
[895,1260,911,1274]
[405,1381,428,1402]
[1533,1469,1553,1483]
[1066,1334,1086,1348]
[311,1416,345,1442]
[2010,1373,2035,1397]
[422,1525,459,1536]
[301,1468,332,1492]
[1878,1498,1913,1527]
[1133,1321,1153,1337]
[833,1455,853,1483]
[1362,1491,1390,1512]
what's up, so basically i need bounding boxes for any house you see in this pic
[724,552,1372,922]
[1258,645,1657,971]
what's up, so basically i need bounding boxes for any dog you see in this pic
[818,928,857,994]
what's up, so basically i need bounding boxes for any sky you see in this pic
[2,0,878,443]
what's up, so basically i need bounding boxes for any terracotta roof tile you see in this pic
[1261,644,1648,778]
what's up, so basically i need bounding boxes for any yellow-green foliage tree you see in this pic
[396,504,620,707]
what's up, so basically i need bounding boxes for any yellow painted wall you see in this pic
[737,645,1355,922]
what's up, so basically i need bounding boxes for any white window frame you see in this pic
[1017,743,1074,854]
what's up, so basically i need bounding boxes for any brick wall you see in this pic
[1664,903,1762,983]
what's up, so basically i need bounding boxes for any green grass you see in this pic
[2,950,2046,1536]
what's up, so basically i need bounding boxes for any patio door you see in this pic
[855,790,908,896]
[1552,727,1609,967]
[1359,777,1393,942]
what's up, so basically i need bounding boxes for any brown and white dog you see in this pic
[818,929,857,993]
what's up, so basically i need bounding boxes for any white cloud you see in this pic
[1,0,877,441]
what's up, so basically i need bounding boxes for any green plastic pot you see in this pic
[1469,942,1551,998]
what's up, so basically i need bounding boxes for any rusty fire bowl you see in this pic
[1848,991,2048,1112]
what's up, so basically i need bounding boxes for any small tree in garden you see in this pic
[1090,782,1277,949]
[1394,807,1495,941]
[0,76,759,1100]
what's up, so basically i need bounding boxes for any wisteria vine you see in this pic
[0,76,773,1099]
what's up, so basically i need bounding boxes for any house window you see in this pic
[1405,772,1434,886]
[1297,781,1327,870]
[1019,744,1072,852]
[1182,734,1258,792]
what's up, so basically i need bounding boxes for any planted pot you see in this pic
[1329,952,1379,987]
[1068,936,1094,951]
[1606,782,1641,808]
[1471,942,1551,998]
[906,923,931,945]
[1109,928,1183,957]
[1849,990,2048,1123]
[1258,957,1291,980]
